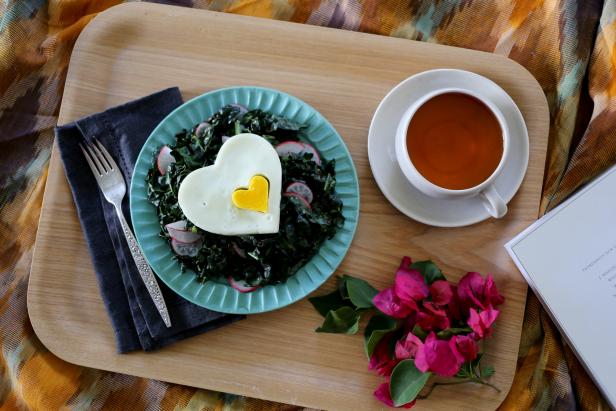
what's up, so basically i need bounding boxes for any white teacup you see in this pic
[394,87,510,219]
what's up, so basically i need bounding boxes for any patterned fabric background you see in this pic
[1,0,615,409]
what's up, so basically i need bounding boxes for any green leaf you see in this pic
[455,366,471,379]
[457,353,492,379]
[234,120,242,135]
[457,356,477,378]
[410,260,446,285]
[390,360,431,407]
[411,324,428,340]
[338,276,350,300]
[481,365,495,378]
[315,306,360,334]
[308,289,348,317]
[470,353,495,379]
[345,275,379,308]
[436,327,473,339]
[474,352,484,364]
[469,352,484,376]
[364,315,398,358]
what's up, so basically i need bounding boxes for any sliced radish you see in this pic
[171,238,202,257]
[194,121,210,137]
[275,141,305,157]
[300,143,321,165]
[157,145,176,175]
[284,192,312,210]
[285,182,313,204]
[275,141,321,165]
[169,230,202,243]
[230,103,248,115]
[166,220,188,230]
[165,220,202,243]
[231,242,247,259]
[222,135,232,143]
[228,276,259,293]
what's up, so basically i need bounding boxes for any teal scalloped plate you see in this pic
[130,86,359,314]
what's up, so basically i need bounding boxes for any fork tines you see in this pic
[80,138,117,177]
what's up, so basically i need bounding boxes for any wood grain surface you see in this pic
[28,3,549,410]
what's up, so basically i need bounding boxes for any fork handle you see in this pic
[115,206,172,328]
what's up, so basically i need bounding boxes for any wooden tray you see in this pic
[28,3,549,410]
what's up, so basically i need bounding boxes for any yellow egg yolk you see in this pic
[232,175,269,213]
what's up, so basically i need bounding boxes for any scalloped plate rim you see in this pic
[129,86,360,314]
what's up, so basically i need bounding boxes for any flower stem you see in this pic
[417,381,469,399]
[471,378,501,393]
[417,377,500,399]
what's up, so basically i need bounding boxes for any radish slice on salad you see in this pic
[194,121,211,137]
[275,141,305,157]
[299,143,321,165]
[230,103,248,116]
[157,145,176,175]
[283,191,312,210]
[231,242,247,259]
[228,276,259,293]
[171,238,202,257]
[165,220,202,243]
[285,182,313,204]
[275,141,321,165]
[166,220,188,231]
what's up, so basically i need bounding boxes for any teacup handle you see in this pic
[480,185,507,218]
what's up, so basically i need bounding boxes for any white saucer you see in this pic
[367,69,529,227]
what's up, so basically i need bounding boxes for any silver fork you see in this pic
[81,138,172,328]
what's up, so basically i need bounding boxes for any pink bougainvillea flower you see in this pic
[417,332,464,377]
[429,280,453,306]
[374,382,416,409]
[457,272,505,312]
[395,332,424,360]
[373,287,417,319]
[399,256,413,268]
[369,334,399,376]
[416,302,450,331]
[400,312,418,334]
[457,272,486,310]
[394,257,429,302]
[484,274,505,307]
[447,285,464,321]
[468,308,500,338]
[453,334,478,362]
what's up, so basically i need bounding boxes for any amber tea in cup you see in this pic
[394,83,510,219]
[405,92,503,190]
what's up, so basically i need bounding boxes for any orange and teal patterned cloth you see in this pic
[1,1,614,409]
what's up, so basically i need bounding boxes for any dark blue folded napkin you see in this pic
[55,87,243,353]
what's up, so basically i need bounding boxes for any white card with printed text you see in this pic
[506,165,616,408]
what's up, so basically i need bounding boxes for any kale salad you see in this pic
[146,104,345,290]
